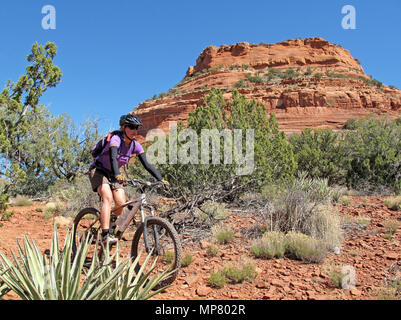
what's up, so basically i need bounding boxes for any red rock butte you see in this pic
[134,37,401,141]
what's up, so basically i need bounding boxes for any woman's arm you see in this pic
[137,152,162,181]
[109,146,120,178]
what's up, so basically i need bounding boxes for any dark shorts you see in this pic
[88,168,124,193]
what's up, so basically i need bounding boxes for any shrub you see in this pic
[313,73,323,79]
[384,219,399,237]
[0,210,14,221]
[266,68,282,80]
[323,261,346,288]
[342,117,401,193]
[208,271,226,288]
[291,117,401,193]
[305,67,313,76]
[309,205,343,250]
[181,253,193,267]
[163,251,175,264]
[11,195,33,207]
[0,193,9,214]
[285,232,328,263]
[383,196,401,211]
[154,88,296,215]
[201,201,228,220]
[48,175,99,217]
[234,79,246,88]
[340,197,351,206]
[211,224,234,244]
[250,231,286,259]
[265,173,344,248]
[289,128,346,185]
[222,260,256,283]
[206,246,219,257]
[358,76,383,88]
[282,68,300,79]
[245,73,263,83]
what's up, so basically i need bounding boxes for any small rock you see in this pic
[350,288,361,296]
[306,290,316,300]
[385,253,398,260]
[196,286,212,297]
[185,274,199,286]
[199,240,211,249]
[333,246,341,255]
[255,281,269,289]
[231,292,239,299]
[270,279,284,288]
[293,291,303,300]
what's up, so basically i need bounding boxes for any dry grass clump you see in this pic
[309,204,343,250]
[208,258,256,288]
[284,232,328,264]
[264,174,343,249]
[11,195,33,207]
[384,219,400,238]
[211,223,234,244]
[250,231,330,264]
[250,231,286,259]
[383,196,401,211]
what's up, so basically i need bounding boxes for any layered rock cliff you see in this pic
[134,37,401,139]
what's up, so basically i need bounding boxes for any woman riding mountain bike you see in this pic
[88,113,169,245]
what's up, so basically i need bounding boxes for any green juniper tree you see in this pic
[0,42,101,201]
[140,88,296,216]
[0,42,62,202]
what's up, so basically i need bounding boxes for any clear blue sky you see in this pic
[1,0,400,134]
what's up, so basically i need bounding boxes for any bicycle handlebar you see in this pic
[119,178,165,190]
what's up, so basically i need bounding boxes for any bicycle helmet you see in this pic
[120,113,142,127]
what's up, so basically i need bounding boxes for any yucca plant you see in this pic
[0,225,172,300]
[0,278,10,299]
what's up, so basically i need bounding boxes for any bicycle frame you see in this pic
[110,188,158,253]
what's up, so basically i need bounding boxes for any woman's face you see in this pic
[124,125,138,140]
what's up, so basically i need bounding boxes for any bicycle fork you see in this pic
[141,204,161,255]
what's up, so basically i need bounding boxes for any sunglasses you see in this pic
[126,124,139,130]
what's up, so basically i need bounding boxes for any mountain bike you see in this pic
[72,179,182,289]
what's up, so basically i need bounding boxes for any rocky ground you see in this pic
[0,195,400,300]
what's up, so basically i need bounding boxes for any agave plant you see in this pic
[0,225,172,300]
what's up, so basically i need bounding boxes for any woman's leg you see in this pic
[97,183,114,230]
[112,187,127,216]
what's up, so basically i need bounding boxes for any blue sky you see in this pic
[1,0,400,134]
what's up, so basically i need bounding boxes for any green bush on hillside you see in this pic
[148,88,296,214]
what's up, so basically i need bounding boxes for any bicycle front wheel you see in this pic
[131,217,182,289]
[72,207,101,267]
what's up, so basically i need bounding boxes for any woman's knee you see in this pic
[113,188,126,206]
[97,184,113,203]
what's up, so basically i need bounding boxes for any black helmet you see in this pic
[120,114,142,127]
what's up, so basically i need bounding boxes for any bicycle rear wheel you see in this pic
[131,217,182,289]
[72,207,101,267]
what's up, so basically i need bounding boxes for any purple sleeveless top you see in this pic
[90,132,144,173]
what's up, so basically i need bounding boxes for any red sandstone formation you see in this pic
[134,37,401,140]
